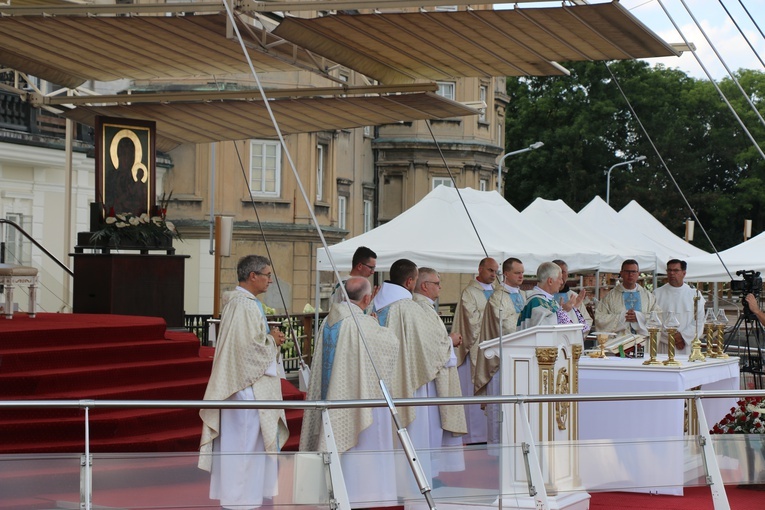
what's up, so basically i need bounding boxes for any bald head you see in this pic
[345,276,372,305]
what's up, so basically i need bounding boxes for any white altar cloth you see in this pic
[578,356,739,495]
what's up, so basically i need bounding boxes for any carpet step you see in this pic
[0,314,169,348]
[0,337,201,373]
[0,358,213,396]
[0,408,201,445]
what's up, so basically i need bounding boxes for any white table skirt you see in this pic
[578,356,739,495]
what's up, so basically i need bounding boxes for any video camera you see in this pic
[731,270,762,317]
[730,270,762,297]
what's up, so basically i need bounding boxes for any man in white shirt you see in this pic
[653,259,705,355]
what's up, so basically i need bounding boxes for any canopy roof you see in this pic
[578,196,708,274]
[520,197,657,273]
[0,3,680,148]
[273,3,679,84]
[0,13,305,89]
[684,233,765,283]
[317,186,601,274]
[62,90,477,152]
[617,200,709,274]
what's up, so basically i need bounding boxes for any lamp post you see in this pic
[606,156,647,205]
[497,141,544,192]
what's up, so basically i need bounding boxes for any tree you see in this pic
[504,61,765,251]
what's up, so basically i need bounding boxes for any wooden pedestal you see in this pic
[71,253,188,327]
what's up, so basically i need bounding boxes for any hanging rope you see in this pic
[657,0,765,161]
[603,62,734,280]
[679,0,765,129]
[717,0,765,70]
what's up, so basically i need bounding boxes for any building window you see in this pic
[317,143,328,201]
[432,177,454,189]
[250,140,281,197]
[479,85,487,122]
[338,195,347,230]
[436,81,455,101]
[4,213,28,265]
[363,199,373,232]
[479,179,487,191]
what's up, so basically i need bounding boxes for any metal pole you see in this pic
[606,156,646,206]
[497,142,544,192]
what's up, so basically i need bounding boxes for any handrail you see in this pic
[0,388,760,411]
[0,218,74,277]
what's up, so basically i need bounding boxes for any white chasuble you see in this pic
[199,289,288,509]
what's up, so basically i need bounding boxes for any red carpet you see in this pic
[0,312,303,454]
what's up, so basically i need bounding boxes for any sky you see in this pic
[499,0,765,81]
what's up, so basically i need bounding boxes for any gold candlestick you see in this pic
[688,291,706,362]
[716,309,729,359]
[664,312,681,366]
[643,311,663,366]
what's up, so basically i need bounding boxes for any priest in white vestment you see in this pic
[595,259,660,337]
[517,262,589,333]
[553,259,593,329]
[373,259,464,498]
[476,257,526,445]
[654,259,705,355]
[199,255,289,510]
[412,267,467,475]
[451,257,498,444]
[301,277,399,508]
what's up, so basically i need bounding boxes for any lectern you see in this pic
[479,324,589,510]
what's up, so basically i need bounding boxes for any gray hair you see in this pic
[416,267,438,288]
[237,255,271,282]
[537,261,561,283]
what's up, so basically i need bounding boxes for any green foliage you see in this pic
[504,62,765,250]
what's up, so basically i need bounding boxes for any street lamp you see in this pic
[497,141,544,191]
[606,156,647,205]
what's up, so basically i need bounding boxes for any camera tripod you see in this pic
[724,308,765,389]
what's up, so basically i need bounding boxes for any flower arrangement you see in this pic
[90,211,180,248]
[711,397,765,434]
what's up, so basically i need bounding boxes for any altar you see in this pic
[578,355,739,495]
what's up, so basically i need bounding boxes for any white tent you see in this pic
[316,186,600,274]
[617,200,709,274]
[521,197,657,273]
[683,232,765,283]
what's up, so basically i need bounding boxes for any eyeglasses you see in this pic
[253,272,273,280]
[666,269,684,273]
[361,263,376,271]
[424,281,441,288]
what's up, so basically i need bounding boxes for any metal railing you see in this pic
[0,389,761,510]
[0,219,73,276]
